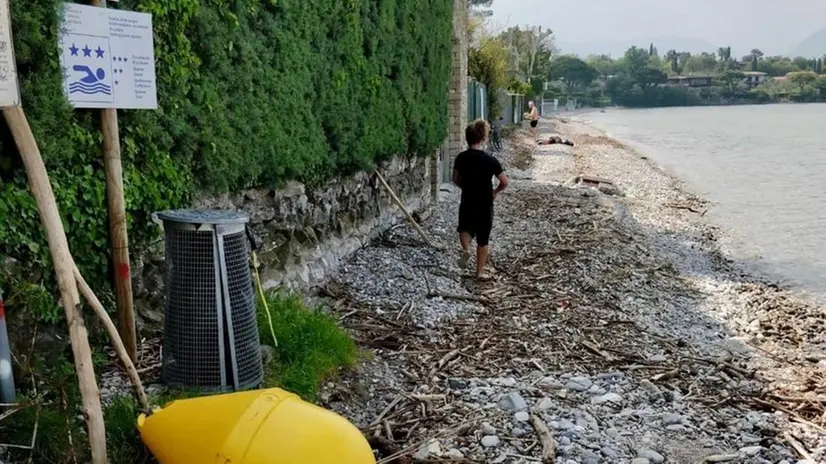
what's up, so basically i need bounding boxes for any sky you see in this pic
[488,0,826,57]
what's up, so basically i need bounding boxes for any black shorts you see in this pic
[457,203,493,247]
[530,120,538,128]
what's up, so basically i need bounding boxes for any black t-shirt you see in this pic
[454,148,504,208]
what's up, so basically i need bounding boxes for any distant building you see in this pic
[743,71,768,87]
[666,75,713,88]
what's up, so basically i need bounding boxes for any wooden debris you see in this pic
[528,414,556,463]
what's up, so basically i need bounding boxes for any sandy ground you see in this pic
[317,119,826,464]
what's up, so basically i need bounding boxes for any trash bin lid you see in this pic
[156,209,249,225]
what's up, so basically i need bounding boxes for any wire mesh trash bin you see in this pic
[156,210,263,392]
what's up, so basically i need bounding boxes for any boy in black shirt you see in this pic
[452,119,510,280]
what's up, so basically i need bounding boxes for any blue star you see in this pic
[82,45,92,57]
[69,43,79,56]
[95,46,105,58]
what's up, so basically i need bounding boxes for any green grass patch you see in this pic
[258,292,358,401]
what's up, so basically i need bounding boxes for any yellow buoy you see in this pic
[137,388,376,464]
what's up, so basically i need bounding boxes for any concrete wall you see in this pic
[447,0,468,170]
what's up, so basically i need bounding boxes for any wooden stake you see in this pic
[73,265,149,411]
[3,106,108,463]
[374,170,436,248]
[90,0,137,362]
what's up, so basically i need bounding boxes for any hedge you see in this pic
[0,0,453,310]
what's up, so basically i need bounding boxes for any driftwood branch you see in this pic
[529,414,556,463]
[72,265,149,411]
[374,170,435,248]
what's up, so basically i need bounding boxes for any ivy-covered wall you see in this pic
[0,0,453,313]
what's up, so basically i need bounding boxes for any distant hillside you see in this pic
[558,36,719,58]
[791,28,826,57]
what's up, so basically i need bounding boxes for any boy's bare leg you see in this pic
[457,233,473,268]
[476,245,491,279]
[459,232,472,251]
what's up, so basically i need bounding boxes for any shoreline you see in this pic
[557,111,826,306]
[318,120,826,463]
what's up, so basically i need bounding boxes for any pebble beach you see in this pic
[317,118,826,464]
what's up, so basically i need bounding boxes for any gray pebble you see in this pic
[661,412,683,426]
[597,371,625,381]
[587,384,607,395]
[480,423,496,435]
[637,448,665,464]
[631,459,651,464]
[591,392,623,405]
[739,446,762,456]
[498,392,528,411]
[536,397,555,410]
[556,418,575,430]
[559,436,572,446]
[514,411,530,422]
[481,435,500,447]
[511,427,529,437]
[704,454,739,462]
[443,449,464,459]
[640,379,661,396]
[565,376,593,392]
[601,447,620,459]
[448,378,469,390]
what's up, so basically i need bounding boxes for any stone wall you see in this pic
[132,156,431,330]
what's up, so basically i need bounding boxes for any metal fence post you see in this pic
[0,287,15,403]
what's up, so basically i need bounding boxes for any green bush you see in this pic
[0,0,452,316]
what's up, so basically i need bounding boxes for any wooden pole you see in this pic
[374,170,436,248]
[90,0,137,362]
[73,265,149,411]
[3,106,108,463]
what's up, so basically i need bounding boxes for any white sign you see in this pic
[58,3,157,109]
[0,0,20,107]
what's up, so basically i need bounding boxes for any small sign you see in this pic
[0,0,20,107]
[58,3,157,109]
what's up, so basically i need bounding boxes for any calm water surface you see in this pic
[584,104,826,300]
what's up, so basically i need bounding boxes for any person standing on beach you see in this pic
[527,101,540,139]
[452,119,509,281]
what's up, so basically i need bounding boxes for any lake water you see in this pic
[582,104,826,301]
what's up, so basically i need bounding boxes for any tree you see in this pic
[499,26,556,83]
[586,54,620,77]
[758,56,797,77]
[791,56,809,71]
[815,75,826,96]
[717,69,745,92]
[683,53,717,74]
[635,66,667,87]
[666,49,681,75]
[717,46,732,63]
[622,46,651,72]
[717,46,734,71]
[749,48,763,72]
[788,71,817,91]
[469,35,509,117]
[549,55,598,92]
